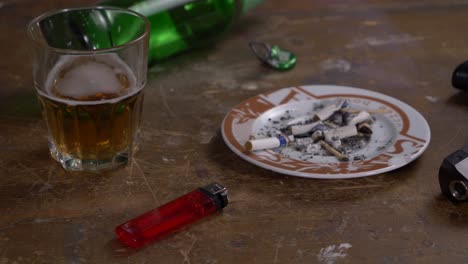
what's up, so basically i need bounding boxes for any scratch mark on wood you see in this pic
[148,129,192,138]
[17,162,42,177]
[336,217,348,235]
[134,158,163,169]
[179,233,198,264]
[273,237,284,264]
[0,217,68,231]
[446,127,461,147]
[133,159,159,203]
[346,34,424,48]
[16,162,60,196]
[160,85,176,118]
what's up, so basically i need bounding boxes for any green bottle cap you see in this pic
[241,0,264,15]
[249,42,297,71]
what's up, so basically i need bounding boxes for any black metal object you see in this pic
[439,145,468,202]
[199,182,229,210]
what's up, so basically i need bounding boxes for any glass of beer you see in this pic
[27,7,150,172]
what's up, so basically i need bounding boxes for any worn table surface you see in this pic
[2,0,468,263]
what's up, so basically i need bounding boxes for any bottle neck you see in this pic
[240,0,263,15]
[129,0,196,16]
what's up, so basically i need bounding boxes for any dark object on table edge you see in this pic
[439,145,468,202]
[452,61,468,90]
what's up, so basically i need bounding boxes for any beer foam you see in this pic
[43,54,140,105]
[55,61,122,99]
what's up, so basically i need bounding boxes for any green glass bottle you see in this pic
[100,0,263,64]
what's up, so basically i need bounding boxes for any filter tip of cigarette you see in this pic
[319,140,349,161]
[244,141,253,151]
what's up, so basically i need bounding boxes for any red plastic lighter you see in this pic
[115,183,228,248]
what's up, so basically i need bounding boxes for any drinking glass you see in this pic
[28,7,150,172]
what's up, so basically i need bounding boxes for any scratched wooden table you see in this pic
[2,0,468,263]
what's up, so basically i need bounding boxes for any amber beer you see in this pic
[37,54,144,171]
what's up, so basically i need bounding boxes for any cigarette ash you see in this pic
[256,103,326,137]
[251,99,375,162]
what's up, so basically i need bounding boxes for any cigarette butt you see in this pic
[290,121,323,135]
[244,141,254,151]
[357,122,373,134]
[311,130,324,142]
[348,111,371,126]
[319,140,349,161]
[329,112,345,126]
[287,115,313,126]
[315,99,346,121]
[323,125,358,142]
[323,121,339,129]
[244,135,293,151]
